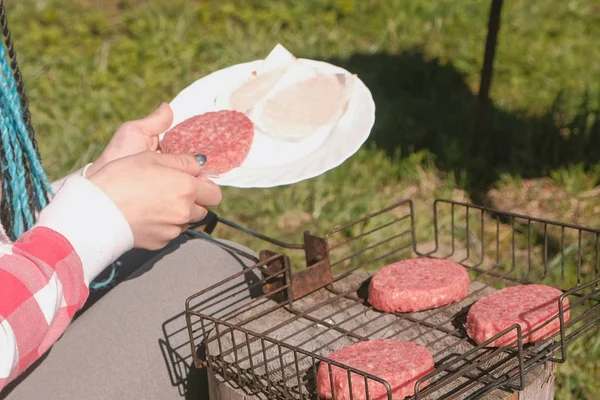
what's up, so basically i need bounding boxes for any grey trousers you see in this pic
[0,235,258,400]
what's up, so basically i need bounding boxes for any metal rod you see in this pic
[333,241,414,281]
[328,214,411,251]
[327,199,413,237]
[434,199,600,234]
[217,216,305,250]
[473,0,504,154]
[330,231,412,269]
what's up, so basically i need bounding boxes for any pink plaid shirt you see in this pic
[0,227,87,388]
[0,167,134,392]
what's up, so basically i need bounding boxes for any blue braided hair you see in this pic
[0,25,52,238]
[0,2,116,289]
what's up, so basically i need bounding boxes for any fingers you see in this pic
[193,179,223,207]
[190,204,208,222]
[146,151,222,205]
[134,102,174,136]
[152,152,204,177]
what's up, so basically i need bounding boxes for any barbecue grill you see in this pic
[182,198,600,399]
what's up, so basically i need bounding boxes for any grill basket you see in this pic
[184,199,600,399]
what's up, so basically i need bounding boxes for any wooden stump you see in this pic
[200,272,557,400]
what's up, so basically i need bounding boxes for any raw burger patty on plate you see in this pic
[368,258,471,313]
[160,110,254,174]
[317,339,435,400]
[466,284,570,347]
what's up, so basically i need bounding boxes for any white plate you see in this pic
[162,59,376,188]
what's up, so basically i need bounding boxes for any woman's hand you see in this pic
[86,102,173,176]
[88,151,222,250]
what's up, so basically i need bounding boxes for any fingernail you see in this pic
[194,154,207,167]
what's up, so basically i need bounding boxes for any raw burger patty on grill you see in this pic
[466,284,570,347]
[160,110,254,174]
[317,339,435,400]
[368,258,471,313]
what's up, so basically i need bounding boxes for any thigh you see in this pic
[1,236,259,400]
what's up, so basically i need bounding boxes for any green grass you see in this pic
[6,0,600,398]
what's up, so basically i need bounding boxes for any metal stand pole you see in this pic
[474,0,504,152]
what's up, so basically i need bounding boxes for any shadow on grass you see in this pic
[323,50,600,204]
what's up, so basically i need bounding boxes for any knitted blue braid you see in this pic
[4,115,30,233]
[0,44,51,207]
[0,58,38,236]
[0,107,23,234]
[0,21,117,290]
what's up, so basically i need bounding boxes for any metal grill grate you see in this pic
[184,199,600,399]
